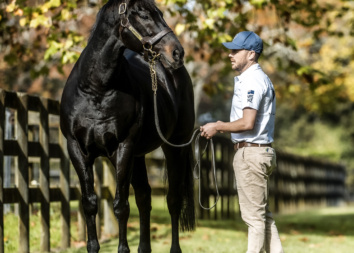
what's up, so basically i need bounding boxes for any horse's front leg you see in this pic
[131,157,152,253]
[67,138,100,253]
[162,145,196,253]
[109,141,135,253]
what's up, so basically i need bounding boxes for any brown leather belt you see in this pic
[234,142,272,151]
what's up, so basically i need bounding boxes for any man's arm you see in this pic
[200,108,257,139]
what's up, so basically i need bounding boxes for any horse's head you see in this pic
[118,0,184,69]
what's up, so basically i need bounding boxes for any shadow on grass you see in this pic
[133,196,354,237]
[194,207,354,237]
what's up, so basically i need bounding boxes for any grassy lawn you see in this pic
[4,197,354,252]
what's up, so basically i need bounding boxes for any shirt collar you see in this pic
[235,63,260,83]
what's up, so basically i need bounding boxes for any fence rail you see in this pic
[0,89,71,253]
[0,89,347,252]
[197,137,346,219]
[0,90,173,253]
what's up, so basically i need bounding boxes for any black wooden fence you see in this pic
[197,136,346,219]
[0,89,347,252]
[0,89,71,253]
[0,90,121,252]
[0,89,169,253]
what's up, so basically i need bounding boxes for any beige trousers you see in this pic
[233,147,284,253]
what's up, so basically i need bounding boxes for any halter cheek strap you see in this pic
[118,1,173,60]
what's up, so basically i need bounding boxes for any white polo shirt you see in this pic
[230,63,276,144]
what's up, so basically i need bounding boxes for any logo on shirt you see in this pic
[247,90,254,103]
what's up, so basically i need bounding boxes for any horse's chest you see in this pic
[72,117,123,154]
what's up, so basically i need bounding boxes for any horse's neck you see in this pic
[78,6,125,93]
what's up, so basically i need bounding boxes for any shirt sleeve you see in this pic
[241,80,264,110]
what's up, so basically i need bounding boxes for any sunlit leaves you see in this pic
[5,1,17,13]
[2,0,83,79]
[44,41,61,60]
[60,9,71,21]
[250,0,269,8]
[30,14,52,28]
[175,23,185,35]
[45,33,84,67]
[40,0,61,12]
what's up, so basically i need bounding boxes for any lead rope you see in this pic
[149,54,220,210]
[194,134,220,210]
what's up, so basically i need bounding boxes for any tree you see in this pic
[2,0,354,184]
[161,0,354,115]
[1,0,90,98]
[2,0,354,112]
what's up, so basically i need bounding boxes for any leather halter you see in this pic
[118,1,173,61]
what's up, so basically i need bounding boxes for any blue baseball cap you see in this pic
[222,31,263,54]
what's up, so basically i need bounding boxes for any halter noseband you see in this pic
[119,1,173,61]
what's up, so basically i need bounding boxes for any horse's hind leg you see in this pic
[162,145,195,253]
[67,138,100,253]
[131,157,152,253]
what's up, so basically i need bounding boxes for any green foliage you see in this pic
[274,102,354,186]
[163,0,354,116]
[2,0,354,111]
[1,0,86,88]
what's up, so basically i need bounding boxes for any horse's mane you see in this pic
[87,3,111,43]
[88,0,157,43]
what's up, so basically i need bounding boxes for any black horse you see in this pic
[60,0,195,252]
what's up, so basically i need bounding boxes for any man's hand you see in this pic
[200,121,222,139]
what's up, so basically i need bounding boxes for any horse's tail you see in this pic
[179,146,195,232]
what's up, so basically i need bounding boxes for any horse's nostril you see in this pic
[173,49,181,61]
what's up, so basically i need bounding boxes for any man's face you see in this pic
[228,49,252,73]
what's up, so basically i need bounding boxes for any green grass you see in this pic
[4,198,354,253]
[275,207,354,253]
[4,201,81,252]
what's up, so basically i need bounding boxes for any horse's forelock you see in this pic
[87,0,158,43]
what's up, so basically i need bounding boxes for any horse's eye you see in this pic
[138,11,149,20]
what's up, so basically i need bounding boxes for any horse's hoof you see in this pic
[118,245,130,253]
[138,247,152,253]
[170,249,182,253]
[87,240,100,253]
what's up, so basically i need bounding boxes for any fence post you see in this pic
[17,93,29,253]
[0,90,5,253]
[39,97,50,252]
[59,129,71,249]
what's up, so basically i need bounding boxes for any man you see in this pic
[200,31,284,253]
